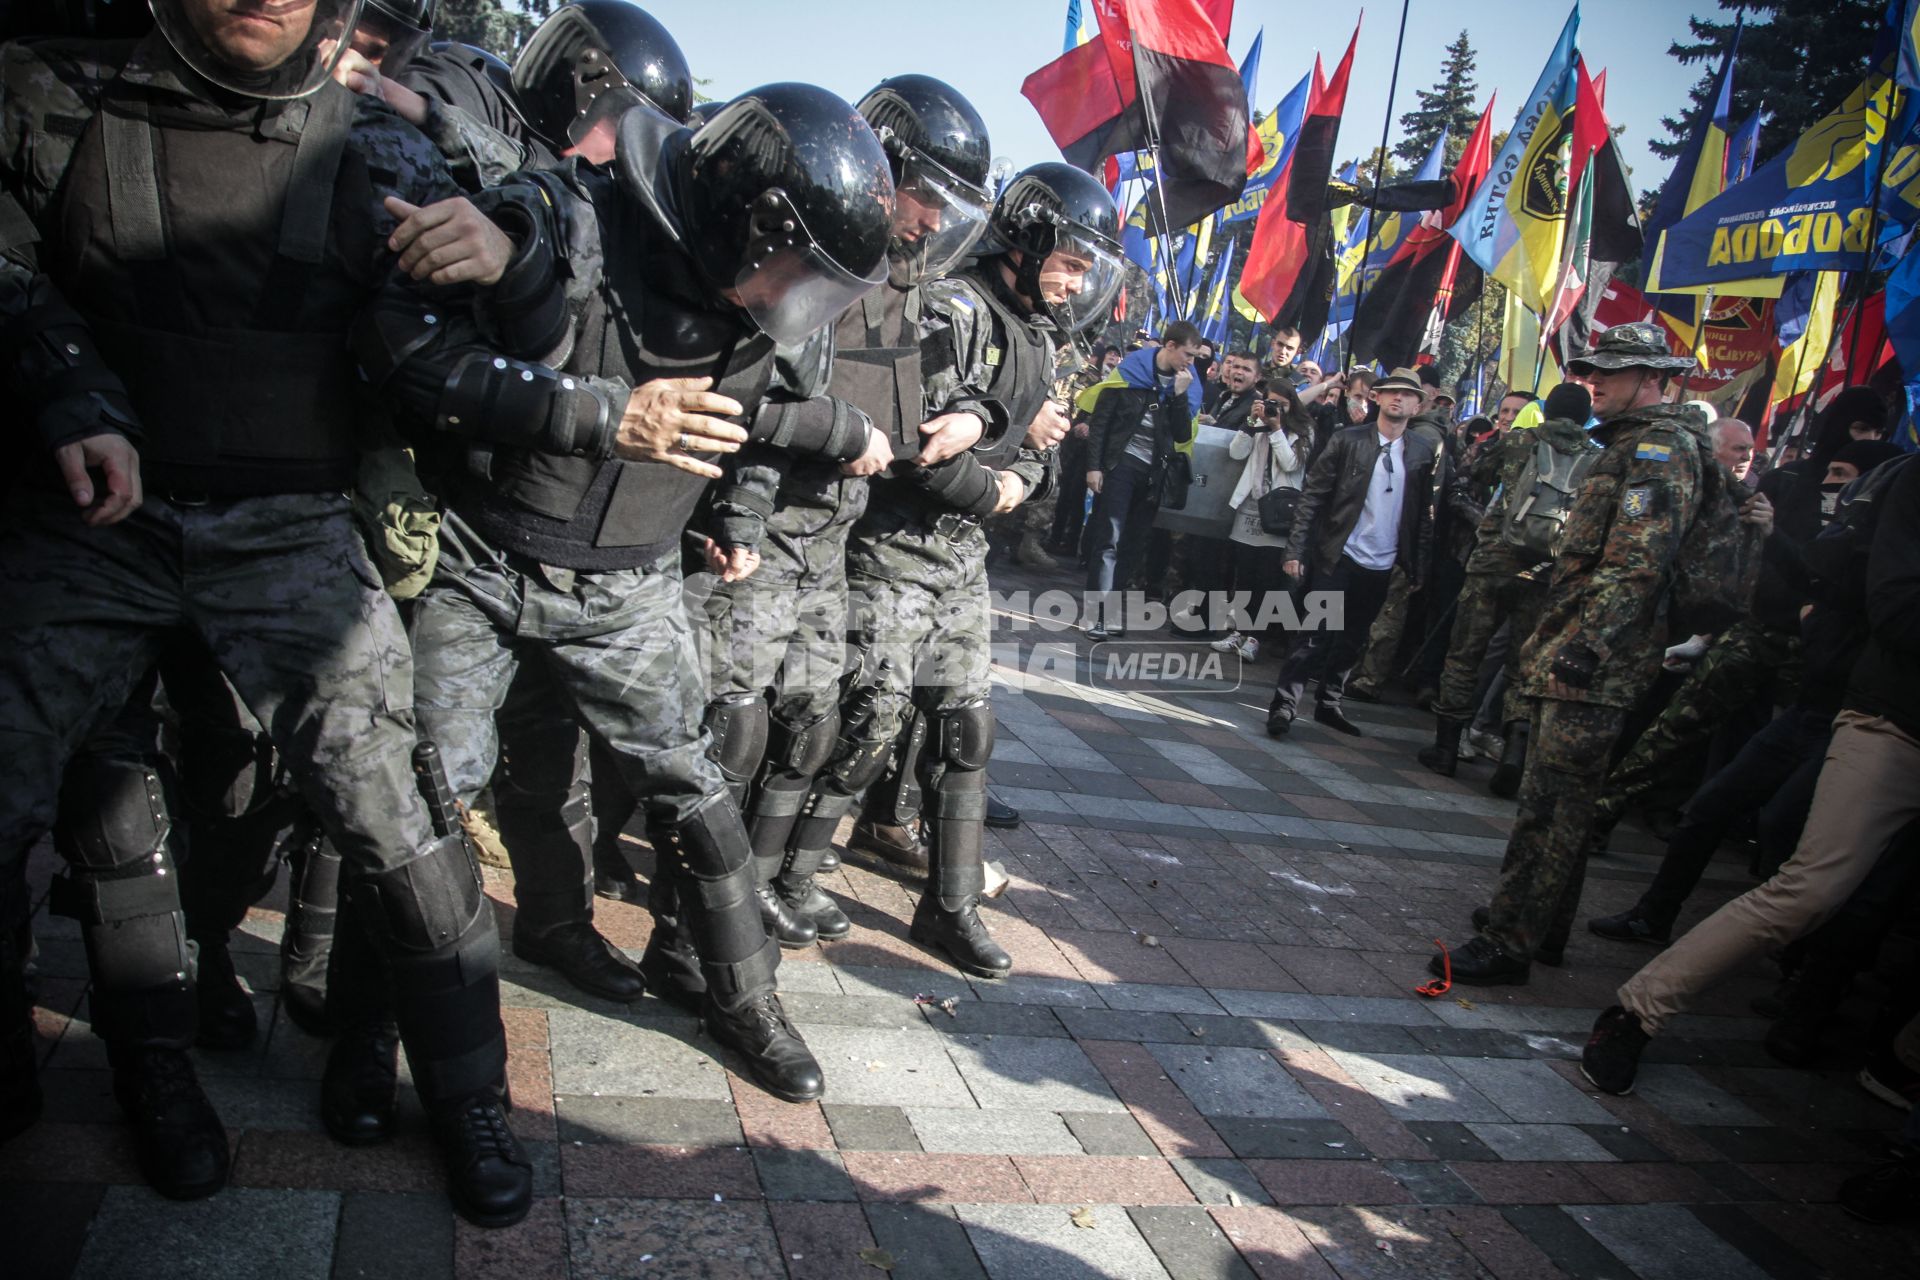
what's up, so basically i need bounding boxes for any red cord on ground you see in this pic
[1415,939,1451,998]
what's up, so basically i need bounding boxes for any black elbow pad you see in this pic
[482,190,571,358]
[439,352,613,459]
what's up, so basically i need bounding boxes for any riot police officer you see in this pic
[0,0,563,1224]
[789,162,1123,977]
[359,83,898,1102]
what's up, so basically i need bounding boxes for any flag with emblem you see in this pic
[1224,67,1311,227]
[1450,6,1580,315]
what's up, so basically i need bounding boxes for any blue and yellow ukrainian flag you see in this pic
[1063,0,1095,53]
[1771,271,1841,409]
[1644,22,1742,343]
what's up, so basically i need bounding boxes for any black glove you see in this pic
[1548,642,1599,690]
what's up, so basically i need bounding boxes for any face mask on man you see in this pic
[1819,482,1846,525]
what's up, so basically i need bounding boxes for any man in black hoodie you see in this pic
[1584,451,1920,1095]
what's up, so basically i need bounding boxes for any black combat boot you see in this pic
[984,792,1021,830]
[429,1086,533,1228]
[910,897,1011,979]
[109,1043,230,1200]
[280,828,339,1036]
[1416,718,1464,778]
[705,980,825,1104]
[513,922,646,1002]
[192,933,259,1051]
[775,845,851,942]
[321,1021,399,1147]
[1489,720,1529,799]
[638,874,707,1013]
[752,860,819,950]
[592,842,646,903]
[848,817,929,873]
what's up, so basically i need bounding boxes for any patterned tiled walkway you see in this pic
[7,562,1919,1278]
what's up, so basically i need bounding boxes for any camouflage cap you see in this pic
[1567,321,1697,375]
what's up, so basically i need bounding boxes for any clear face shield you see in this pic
[346,2,428,75]
[885,154,990,289]
[1037,222,1126,332]
[152,0,365,99]
[733,189,892,346]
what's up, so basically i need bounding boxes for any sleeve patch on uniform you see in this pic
[1634,442,1672,462]
[1621,486,1654,517]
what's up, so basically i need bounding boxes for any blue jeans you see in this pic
[1084,458,1158,622]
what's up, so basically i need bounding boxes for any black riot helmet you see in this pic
[512,0,692,154]
[149,0,365,98]
[855,74,993,288]
[351,0,436,74]
[689,99,723,125]
[673,83,895,346]
[989,161,1126,332]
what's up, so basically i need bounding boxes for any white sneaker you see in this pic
[1237,635,1260,662]
[1209,631,1244,654]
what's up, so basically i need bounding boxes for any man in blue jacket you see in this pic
[1083,322,1206,639]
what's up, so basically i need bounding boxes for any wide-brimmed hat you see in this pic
[1372,367,1425,394]
[1567,322,1697,375]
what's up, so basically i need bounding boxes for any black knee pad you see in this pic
[652,793,754,894]
[350,833,489,956]
[496,715,591,805]
[54,757,170,874]
[766,707,840,778]
[931,698,996,772]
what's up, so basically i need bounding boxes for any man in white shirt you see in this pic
[1267,369,1436,737]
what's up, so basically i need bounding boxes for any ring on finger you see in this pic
[677,432,693,451]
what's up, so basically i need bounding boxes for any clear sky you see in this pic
[651,0,1713,202]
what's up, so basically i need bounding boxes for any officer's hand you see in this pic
[703,537,761,582]
[840,426,893,477]
[1739,491,1774,535]
[1024,401,1071,451]
[914,413,986,466]
[1085,469,1104,495]
[384,196,514,286]
[55,433,142,527]
[613,377,747,479]
[333,50,430,127]
[991,470,1027,514]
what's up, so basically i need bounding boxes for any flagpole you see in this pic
[1682,288,1715,397]
[1342,0,1414,374]
[1132,63,1191,320]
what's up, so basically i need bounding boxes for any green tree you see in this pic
[1654,0,1884,166]
[436,0,552,60]
[1394,31,1481,167]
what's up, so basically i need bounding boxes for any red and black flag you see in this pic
[1238,21,1358,326]
[1022,0,1255,231]
[1348,96,1498,369]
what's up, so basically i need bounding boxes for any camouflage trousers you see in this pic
[1351,566,1416,693]
[1589,619,1802,846]
[1431,572,1548,725]
[0,490,436,873]
[1483,698,1627,957]
[697,520,852,724]
[409,514,727,937]
[0,491,504,1096]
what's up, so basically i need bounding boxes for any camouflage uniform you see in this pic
[1585,617,1802,848]
[0,36,550,1116]
[1429,419,1591,725]
[1479,393,1716,961]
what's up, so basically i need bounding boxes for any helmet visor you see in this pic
[1045,224,1127,332]
[348,2,428,75]
[735,234,889,347]
[151,0,365,99]
[886,154,990,288]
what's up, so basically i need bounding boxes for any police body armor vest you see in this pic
[947,267,1053,476]
[464,168,775,559]
[49,46,375,494]
[830,284,921,451]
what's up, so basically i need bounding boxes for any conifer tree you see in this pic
[1394,31,1481,166]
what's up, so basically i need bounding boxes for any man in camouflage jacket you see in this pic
[1433,324,1727,985]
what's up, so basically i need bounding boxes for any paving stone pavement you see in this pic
[6,569,1920,1278]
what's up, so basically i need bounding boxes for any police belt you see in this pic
[930,511,983,539]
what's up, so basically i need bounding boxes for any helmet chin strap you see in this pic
[1008,251,1096,387]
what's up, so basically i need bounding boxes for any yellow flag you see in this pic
[1497,293,1563,398]
[1770,271,1841,407]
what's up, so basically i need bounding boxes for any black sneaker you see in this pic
[110,1045,230,1200]
[1840,1155,1920,1224]
[1265,711,1293,738]
[1433,935,1530,986]
[1587,909,1670,946]
[430,1089,533,1228]
[1582,1005,1650,1095]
